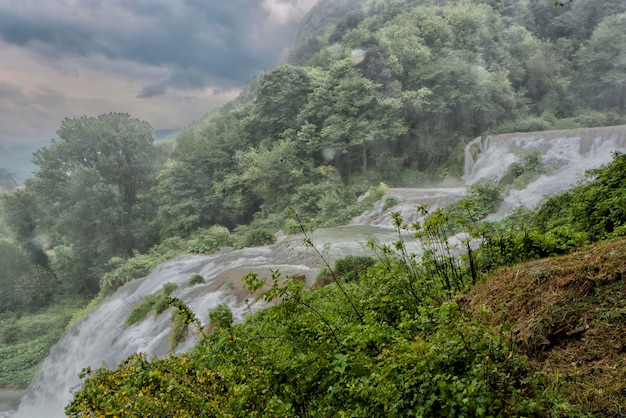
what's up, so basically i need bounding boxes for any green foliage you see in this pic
[0,188,40,244]
[0,239,55,312]
[7,0,626,396]
[0,299,83,386]
[333,255,376,283]
[477,152,626,268]
[67,266,568,417]
[125,283,179,328]
[443,180,503,229]
[252,64,313,141]
[317,182,387,227]
[575,12,626,110]
[499,149,550,189]
[4,0,624,302]
[531,152,626,242]
[15,113,164,295]
[382,195,400,211]
[169,310,187,351]
[162,282,178,296]
[242,228,276,247]
[100,255,154,297]
[570,152,626,239]
[100,236,187,296]
[208,303,234,330]
[186,225,233,254]
[188,275,205,286]
[167,297,203,334]
[69,159,626,415]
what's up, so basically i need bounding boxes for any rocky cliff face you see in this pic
[287,0,365,65]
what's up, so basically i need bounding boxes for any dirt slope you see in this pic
[463,237,626,416]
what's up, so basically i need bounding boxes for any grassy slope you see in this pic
[463,237,626,416]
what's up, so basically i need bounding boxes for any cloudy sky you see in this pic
[0,0,317,146]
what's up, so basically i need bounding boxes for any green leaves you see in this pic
[208,304,234,331]
[24,113,161,295]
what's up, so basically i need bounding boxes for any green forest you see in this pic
[1,0,626,415]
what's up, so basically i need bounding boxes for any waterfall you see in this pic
[12,125,626,417]
[464,125,626,215]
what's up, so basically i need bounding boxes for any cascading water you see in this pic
[10,125,626,418]
[464,125,626,215]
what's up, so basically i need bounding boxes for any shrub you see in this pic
[334,255,376,283]
[208,303,234,330]
[169,311,187,351]
[243,228,276,247]
[497,116,554,133]
[187,225,233,254]
[125,283,178,327]
[319,182,387,227]
[188,275,205,286]
[382,195,400,211]
[162,282,178,296]
[499,149,549,189]
[314,267,334,287]
[443,180,502,230]
[100,236,187,297]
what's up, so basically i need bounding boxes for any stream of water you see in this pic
[8,125,626,417]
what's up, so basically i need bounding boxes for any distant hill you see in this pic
[287,0,365,65]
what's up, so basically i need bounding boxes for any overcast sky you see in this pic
[0,0,317,146]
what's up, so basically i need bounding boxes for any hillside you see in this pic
[3,0,626,415]
[51,150,626,417]
[464,237,626,416]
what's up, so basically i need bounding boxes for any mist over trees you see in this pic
[1,0,625,308]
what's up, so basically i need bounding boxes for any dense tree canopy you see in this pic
[2,0,625,304]
[6,113,161,294]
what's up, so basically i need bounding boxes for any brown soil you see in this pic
[461,237,626,416]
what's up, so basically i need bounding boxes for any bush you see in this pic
[314,267,334,287]
[125,283,178,327]
[208,303,234,330]
[499,149,549,189]
[443,180,502,229]
[382,195,400,211]
[334,255,376,283]
[187,225,233,254]
[0,300,81,386]
[14,266,55,310]
[242,228,276,247]
[319,182,387,227]
[162,282,178,296]
[496,116,554,133]
[188,275,205,286]
[169,311,187,351]
[100,237,186,297]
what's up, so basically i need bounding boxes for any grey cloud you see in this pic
[137,83,167,99]
[0,0,312,96]
[0,82,65,109]
[0,82,23,98]
[0,16,96,56]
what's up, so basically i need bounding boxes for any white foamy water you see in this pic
[13,125,626,417]
[464,125,626,216]
[350,187,467,227]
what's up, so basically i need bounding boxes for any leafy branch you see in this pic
[290,209,365,324]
